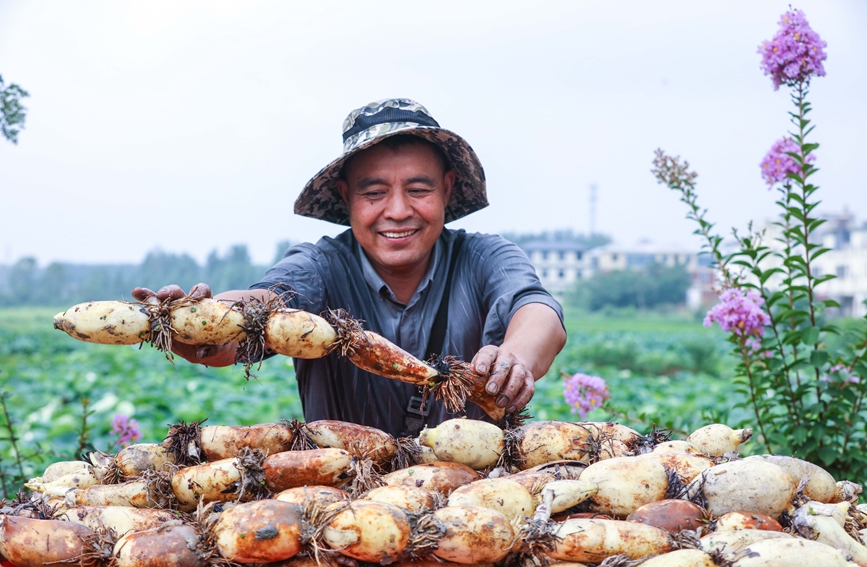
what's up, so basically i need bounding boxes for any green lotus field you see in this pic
[0,306,735,497]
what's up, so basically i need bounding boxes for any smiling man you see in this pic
[134,98,566,437]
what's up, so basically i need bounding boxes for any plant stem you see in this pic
[754,284,802,425]
[0,392,26,483]
[792,82,826,432]
[740,341,773,453]
[76,397,92,457]
[779,185,804,400]
[738,226,802,423]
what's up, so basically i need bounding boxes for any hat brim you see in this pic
[294,126,488,226]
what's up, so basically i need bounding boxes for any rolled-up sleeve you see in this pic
[466,235,565,346]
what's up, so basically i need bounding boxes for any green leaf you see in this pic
[810,350,829,368]
[820,325,841,337]
[818,445,840,467]
[801,327,820,346]
[810,248,832,262]
[756,250,775,264]
[807,218,827,232]
[840,388,858,404]
[792,425,807,444]
[759,268,784,285]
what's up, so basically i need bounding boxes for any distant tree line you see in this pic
[0,241,291,307]
[565,263,693,312]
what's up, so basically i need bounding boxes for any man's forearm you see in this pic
[500,303,567,380]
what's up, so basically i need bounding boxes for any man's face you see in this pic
[337,141,455,278]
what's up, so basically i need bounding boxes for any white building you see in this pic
[589,241,714,310]
[521,238,714,307]
[522,210,867,314]
[812,212,867,318]
[521,240,589,295]
[589,240,702,273]
[757,210,867,318]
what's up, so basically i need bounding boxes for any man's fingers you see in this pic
[472,345,499,377]
[495,363,529,408]
[134,283,212,302]
[188,283,212,299]
[486,353,517,397]
[475,347,532,404]
[156,285,186,300]
[507,373,535,413]
[131,287,155,301]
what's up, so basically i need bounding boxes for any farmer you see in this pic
[133,98,566,438]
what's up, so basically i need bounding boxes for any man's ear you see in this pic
[336,179,349,205]
[442,170,456,204]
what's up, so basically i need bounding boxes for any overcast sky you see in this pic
[1,1,864,267]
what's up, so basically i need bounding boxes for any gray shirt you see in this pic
[251,227,564,437]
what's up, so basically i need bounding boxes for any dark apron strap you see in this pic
[401,232,466,437]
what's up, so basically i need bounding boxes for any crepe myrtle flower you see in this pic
[760,137,815,188]
[110,414,141,448]
[758,8,827,90]
[564,372,610,419]
[704,288,770,352]
[821,363,861,385]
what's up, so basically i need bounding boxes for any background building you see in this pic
[755,210,867,318]
[522,240,589,295]
[812,211,866,318]
[520,237,714,309]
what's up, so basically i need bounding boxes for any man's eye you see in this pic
[361,191,385,198]
[409,188,434,195]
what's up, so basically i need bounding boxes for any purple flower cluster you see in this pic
[821,363,861,385]
[110,414,141,448]
[758,9,827,90]
[760,137,815,188]
[704,288,770,352]
[563,373,610,419]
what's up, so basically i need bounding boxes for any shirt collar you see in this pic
[357,238,443,305]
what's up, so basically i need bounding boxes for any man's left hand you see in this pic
[472,345,534,414]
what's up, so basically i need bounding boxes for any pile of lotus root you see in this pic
[2,418,865,567]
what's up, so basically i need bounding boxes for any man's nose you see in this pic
[383,190,413,220]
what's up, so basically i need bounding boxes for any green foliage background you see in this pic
[565,264,693,312]
[0,306,741,497]
[0,307,304,496]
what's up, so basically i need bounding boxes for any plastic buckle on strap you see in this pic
[406,394,431,417]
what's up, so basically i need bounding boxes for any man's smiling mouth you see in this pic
[381,230,419,239]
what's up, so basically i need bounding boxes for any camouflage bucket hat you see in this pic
[294,98,488,226]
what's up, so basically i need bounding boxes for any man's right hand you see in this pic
[130,283,236,366]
